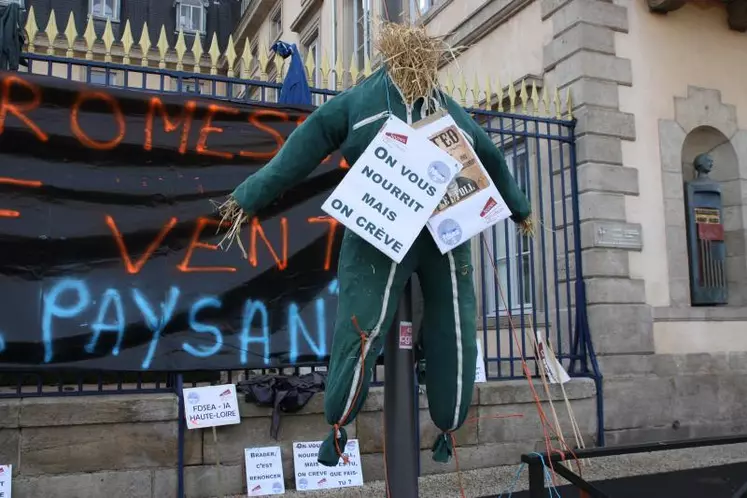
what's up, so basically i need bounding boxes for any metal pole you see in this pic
[380,1,417,496]
[384,279,419,497]
[175,374,186,498]
[527,458,546,498]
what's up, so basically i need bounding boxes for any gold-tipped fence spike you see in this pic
[156,25,169,69]
[258,45,269,79]
[520,79,528,114]
[566,87,573,119]
[471,74,480,109]
[553,87,562,120]
[25,6,39,53]
[83,15,96,60]
[444,72,454,98]
[192,34,203,73]
[174,30,187,71]
[507,82,516,113]
[102,18,115,63]
[542,85,550,117]
[349,54,360,87]
[495,76,504,113]
[363,55,372,78]
[45,10,58,55]
[304,49,315,86]
[273,52,284,82]
[121,20,134,65]
[225,35,237,78]
[241,41,252,79]
[208,33,220,75]
[139,22,151,67]
[485,77,493,111]
[321,51,331,89]
[530,81,539,116]
[458,73,468,106]
[64,12,77,58]
[335,52,344,90]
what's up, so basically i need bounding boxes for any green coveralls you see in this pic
[230,67,531,466]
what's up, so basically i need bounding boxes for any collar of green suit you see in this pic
[376,66,446,117]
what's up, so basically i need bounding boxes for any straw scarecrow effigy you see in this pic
[213,19,579,495]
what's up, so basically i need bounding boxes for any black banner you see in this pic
[0,71,348,371]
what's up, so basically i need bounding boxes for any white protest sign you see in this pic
[183,384,241,430]
[535,332,570,384]
[293,440,363,492]
[244,447,285,496]
[322,116,462,263]
[0,465,11,498]
[413,113,513,254]
[475,339,487,383]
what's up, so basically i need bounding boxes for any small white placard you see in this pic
[535,332,571,384]
[183,383,241,430]
[245,446,285,496]
[0,465,11,498]
[322,116,462,263]
[292,440,363,492]
[475,339,487,383]
[414,114,513,254]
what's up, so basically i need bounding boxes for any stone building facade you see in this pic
[422,0,747,444]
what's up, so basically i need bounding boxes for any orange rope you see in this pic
[450,432,467,498]
[481,237,584,481]
[332,315,368,465]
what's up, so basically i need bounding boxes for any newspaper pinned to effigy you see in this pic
[414,110,512,253]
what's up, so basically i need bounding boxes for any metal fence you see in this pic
[0,53,598,399]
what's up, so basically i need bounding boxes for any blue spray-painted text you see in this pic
[42,278,337,369]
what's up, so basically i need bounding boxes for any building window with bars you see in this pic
[270,5,283,44]
[353,0,372,71]
[482,146,533,315]
[89,0,120,21]
[177,0,207,34]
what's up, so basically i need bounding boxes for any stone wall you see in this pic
[541,0,747,447]
[0,378,596,498]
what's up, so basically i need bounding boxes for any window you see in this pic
[269,5,282,43]
[353,0,372,71]
[90,0,120,21]
[89,69,118,86]
[241,0,252,14]
[177,0,206,34]
[483,146,533,315]
[417,0,434,14]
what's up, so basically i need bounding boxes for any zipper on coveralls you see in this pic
[352,110,390,130]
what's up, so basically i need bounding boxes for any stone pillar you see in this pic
[541,1,655,374]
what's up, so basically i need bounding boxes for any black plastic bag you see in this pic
[236,371,327,439]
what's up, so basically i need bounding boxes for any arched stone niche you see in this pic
[658,86,747,308]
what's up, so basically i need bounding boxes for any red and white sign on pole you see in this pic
[398,321,413,349]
